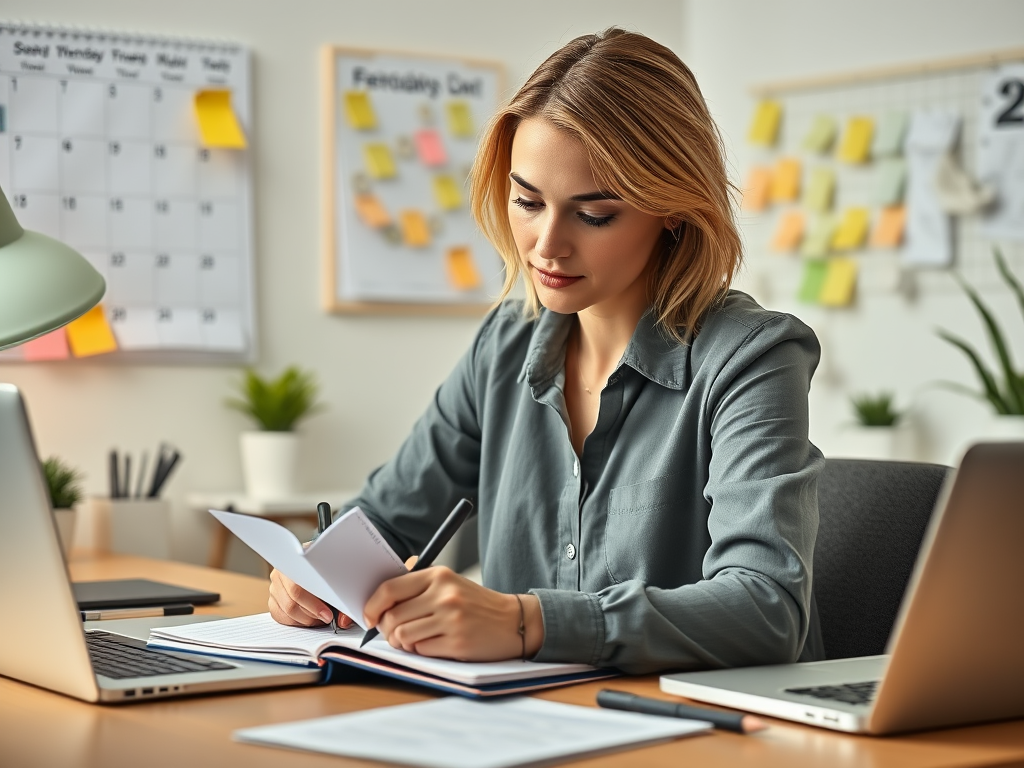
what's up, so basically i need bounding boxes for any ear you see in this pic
[664,216,682,231]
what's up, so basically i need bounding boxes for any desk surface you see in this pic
[3,556,1024,768]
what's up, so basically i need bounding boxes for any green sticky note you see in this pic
[798,259,829,304]
[804,167,836,213]
[802,114,837,154]
[801,215,836,258]
[874,111,908,157]
[874,158,907,206]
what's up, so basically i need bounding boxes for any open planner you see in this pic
[149,613,617,698]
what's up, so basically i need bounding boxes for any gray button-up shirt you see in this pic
[347,290,825,674]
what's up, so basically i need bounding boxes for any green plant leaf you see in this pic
[42,456,83,509]
[995,247,1024,329]
[850,391,902,426]
[225,366,325,431]
[936,329,1011,414]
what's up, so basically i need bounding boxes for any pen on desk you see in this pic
[359,497,475,648]
[596,690,767,734]
[80,603,194,622]
[316,501,340,633]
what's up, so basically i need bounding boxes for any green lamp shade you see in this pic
[0,187,106,351]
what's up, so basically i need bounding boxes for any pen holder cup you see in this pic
[98,498,173,559]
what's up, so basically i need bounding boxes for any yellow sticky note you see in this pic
[838,116,874,163]
[400,210,431,247]
[433,175,463,211]
[344,91,377,130]
[66,305,118,357]
[771,210,805,252]
[804,167,835,213]
[447,101,475,138]
[742,166,772,212]
[364,143,397,179]
[354,193,390,228]
[819,257,858,307]
[193,89,247,149]
[801,216,835,258]
[869,205,907,248]
[770,158,802,203]
[802,114,837,154]
[832,207,870,250]
[748,100,782,146]
[447,246,482,290]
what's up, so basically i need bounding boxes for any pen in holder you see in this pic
[90,497,173,559]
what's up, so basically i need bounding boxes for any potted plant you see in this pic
[937,249,1024,440]
[43,456,83,557]
[226,367,325,499]
[841,391,908,459]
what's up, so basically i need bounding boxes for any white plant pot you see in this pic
[52,507,76,558]
[836,425,908,461]
[240,431,300,499]
[988,414,1024,442]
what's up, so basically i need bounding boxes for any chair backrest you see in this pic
[814,458,952,660]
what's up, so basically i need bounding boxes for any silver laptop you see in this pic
[0,383,321,703]
[661,441,1024,734]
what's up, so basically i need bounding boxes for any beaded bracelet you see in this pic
[514,594,526,660]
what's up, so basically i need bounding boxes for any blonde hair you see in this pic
[471,28,742,341]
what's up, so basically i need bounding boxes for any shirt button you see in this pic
[565,543,577,560]
[572,459,579,477]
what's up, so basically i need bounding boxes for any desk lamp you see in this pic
[0,184,106,350]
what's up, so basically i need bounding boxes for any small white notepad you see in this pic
[233,697,711,768]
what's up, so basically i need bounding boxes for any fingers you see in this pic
[363,568,433,628]
[382,614,444,654]
[268,568,333,626]
[405,555,418,569]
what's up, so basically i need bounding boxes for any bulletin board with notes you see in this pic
[322,47,504,314]
[0,22,255,363]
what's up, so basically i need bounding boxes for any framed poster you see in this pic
[322,46,505,315]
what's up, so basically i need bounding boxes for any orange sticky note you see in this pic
[770,157,802,202]
[742,166,772,212]
[66,305,118,357]
[354,194,391,228]
[870,206,907,248]
[193,89,247,149]
[819,257,858,307]
[400,210,431,247]
[364,143,397,179]
[771,210,805,252]
[447,246,482,290]
[832,207,870,250]
[415,129,447,166]
[748,100,782,146]
[344,91,377,130]
[839,116,874,163]
[21,328,70,361]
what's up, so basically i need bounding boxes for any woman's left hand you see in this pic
[362,565,543,661]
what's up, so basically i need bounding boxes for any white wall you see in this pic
[683,0,1024,464]
[0,0,684,572]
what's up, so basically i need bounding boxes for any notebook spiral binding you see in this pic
[0,19,243,54]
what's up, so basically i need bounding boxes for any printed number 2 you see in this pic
[995,79,1024,126]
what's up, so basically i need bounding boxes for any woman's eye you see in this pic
[577,212,614,227]
[512,196,542,211]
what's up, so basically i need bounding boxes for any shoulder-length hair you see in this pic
[470,28,742,342]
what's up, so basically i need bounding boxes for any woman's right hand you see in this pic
[268,568,354,628]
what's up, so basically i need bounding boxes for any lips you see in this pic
[532,265,582,289]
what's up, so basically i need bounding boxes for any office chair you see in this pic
[814,458,953,660]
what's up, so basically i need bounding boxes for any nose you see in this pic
[533,210,570,261]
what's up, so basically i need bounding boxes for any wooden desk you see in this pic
[3,555,1024,768]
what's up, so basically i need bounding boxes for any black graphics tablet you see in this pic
[72,578,220,610]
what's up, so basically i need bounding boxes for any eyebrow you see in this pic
[509,172,620,202]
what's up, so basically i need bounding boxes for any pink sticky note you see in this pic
[21,328,71,361]
[415,129,447,167]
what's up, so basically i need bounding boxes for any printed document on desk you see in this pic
[233,696,712,768]
[208,507,406,629]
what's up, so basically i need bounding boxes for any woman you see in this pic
[270,28,825,674]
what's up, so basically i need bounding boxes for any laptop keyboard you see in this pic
[86,631,235,680]
[785,680,879,706]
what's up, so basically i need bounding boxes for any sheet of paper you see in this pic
[208,507,407,627]
[401,209,431,247]
[935,152,997,213]
[870,206,907,248]
[832,207,870,250]
[415,129,447,166]
[433,174,463,210]
[874,111,909,156]
[978,63,1024,242]
[21,328,70,361]
[798,259,829,303]
[804,166,835,212]
[364,142,398,179]
[193,89,247,149]
[66,305,118,357]
[769,157,801,202]
[770,210,804,252]
[748,100,782,146]
[446,246,483,290]
[801,215,835,258]
[904,109,960,267]
[874,157,908,206]
[447,100,475,138]
[741,166,772,212]
[820,257,858,307]
[802,114,837,154]
[354,193,391,228]
[839,116,874,163]
[234,696,711,768]
[344,91,377,130]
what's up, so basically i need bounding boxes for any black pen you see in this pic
[315,501,340,633]
[109,449,120,499]
[81,603,194,621]
[359,497,474,648]
[596,690,767,734]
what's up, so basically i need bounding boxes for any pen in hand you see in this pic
[316,501,340,633]
[359,497,475,648]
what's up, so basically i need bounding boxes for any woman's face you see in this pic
[507,118,669,319]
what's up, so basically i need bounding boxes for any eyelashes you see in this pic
[511,197,615,228]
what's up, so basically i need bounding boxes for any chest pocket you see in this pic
[605,475,678,585]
